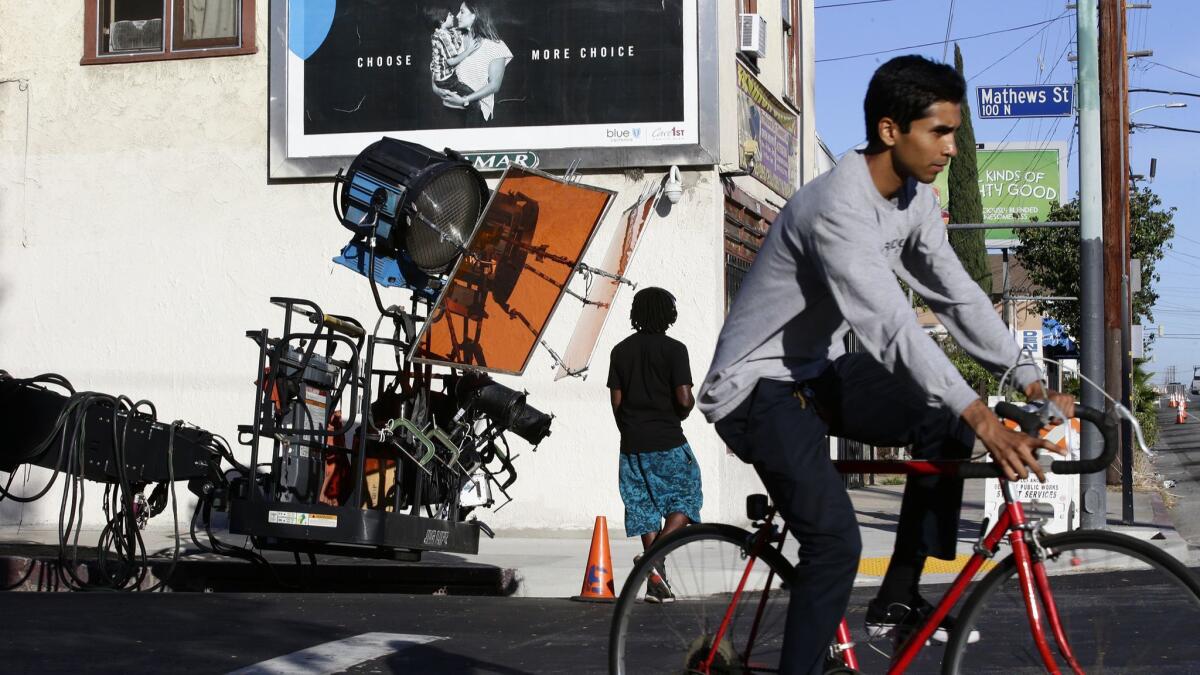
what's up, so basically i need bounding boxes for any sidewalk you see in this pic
[477,481,1192,597]
[1,482,1188,596]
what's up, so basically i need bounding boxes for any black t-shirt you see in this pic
[607,332,692,454]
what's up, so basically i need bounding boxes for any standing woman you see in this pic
[435,1,513,126]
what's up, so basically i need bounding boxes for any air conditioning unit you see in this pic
[739,13,767,59]
[109,18,163,52]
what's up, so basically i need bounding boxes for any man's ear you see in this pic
[876,116,899,148]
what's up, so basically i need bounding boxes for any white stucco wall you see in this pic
[0,2,811,534]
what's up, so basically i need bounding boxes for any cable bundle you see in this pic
[0,374,188,591]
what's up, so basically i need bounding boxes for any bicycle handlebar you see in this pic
[955,403,1116,479]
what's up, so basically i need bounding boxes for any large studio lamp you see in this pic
[333,138,489,299]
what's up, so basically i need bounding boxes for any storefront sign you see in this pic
[735,61,798,199]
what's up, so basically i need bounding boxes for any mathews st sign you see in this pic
[976,85,1074,119]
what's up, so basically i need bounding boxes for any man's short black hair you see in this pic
[863,55,965,149]
[630,287,677,334]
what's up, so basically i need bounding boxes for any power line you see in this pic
[817,15,1071,63]
[968,12,1069,82]
[1146,61,1200,80]
[815,0,899,8]
[1129,88,1200,99]
[1172,232,1200,248]
[1132,123,1200,135]
[941,0,957,63]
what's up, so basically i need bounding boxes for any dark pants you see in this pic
[438,80,489,127]
[714,353,974,675]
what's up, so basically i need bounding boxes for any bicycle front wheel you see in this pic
[944,529,1200,674]
[609,523,795,675]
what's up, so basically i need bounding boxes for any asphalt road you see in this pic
[4,571,1200,675]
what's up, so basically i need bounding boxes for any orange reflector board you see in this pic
[554,188,659,380]
[412,167,615,374]
[1001,416,1081,450]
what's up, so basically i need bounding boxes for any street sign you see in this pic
[976,84,1074,119]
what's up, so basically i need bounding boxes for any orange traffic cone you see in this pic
[571,516,616,603]
[1170,395,1178,408]
[1177,399,1187,424]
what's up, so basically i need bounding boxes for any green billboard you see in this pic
[932,142,1067,245]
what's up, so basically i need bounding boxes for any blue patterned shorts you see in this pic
[618,443,703,537]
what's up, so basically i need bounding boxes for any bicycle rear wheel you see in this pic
[944,529,1200,674]
[609,523,795,675]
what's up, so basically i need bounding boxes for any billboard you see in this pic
[271,0,717,177]
[932,142,1067,246]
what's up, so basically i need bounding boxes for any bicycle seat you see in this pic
[746,493,771,520]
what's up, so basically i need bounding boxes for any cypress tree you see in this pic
[947,43,993,295]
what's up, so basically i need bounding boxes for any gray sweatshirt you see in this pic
[698,151,1041,423]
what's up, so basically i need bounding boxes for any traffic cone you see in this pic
[1169,395,1178,408]
[571,516,616,603]
[1177,398,1187,425]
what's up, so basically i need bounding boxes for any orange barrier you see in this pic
[571,516,616,602]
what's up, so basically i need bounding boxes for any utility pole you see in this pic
[1101,0,1126,516]
[1100,0,1128,506]
[1100,0,1125,491]
[1119,0,1135,525]
[1078,0,1107,530]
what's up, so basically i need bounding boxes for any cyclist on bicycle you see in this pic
[698,55,1074,675]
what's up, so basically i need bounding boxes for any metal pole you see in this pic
[1078,0,1107,530]
[945,221,1080,230]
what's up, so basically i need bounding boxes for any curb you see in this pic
[0,552,519,595]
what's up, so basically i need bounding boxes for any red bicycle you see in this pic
[609,403,1200,673]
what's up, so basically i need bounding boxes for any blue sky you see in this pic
[813,0,1200,385]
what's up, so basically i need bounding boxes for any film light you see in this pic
[333,138,490,293]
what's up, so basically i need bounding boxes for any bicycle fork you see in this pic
[888,483,1083,675]
[701,513,787,673]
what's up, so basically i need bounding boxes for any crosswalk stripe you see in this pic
[227,632,445,674]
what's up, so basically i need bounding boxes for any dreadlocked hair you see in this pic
[630,287,677,334]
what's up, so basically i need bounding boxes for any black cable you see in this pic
[816,0,897,7]
[366,225,402,321]
[198,494,295,590]
[1147,60,1200,80]
[1130,87,1200,99]
[2,378,204,592]
[0,375,81,500]
[818,14,1071,63]
[137,422,182,593]
[1132,123,1200,135]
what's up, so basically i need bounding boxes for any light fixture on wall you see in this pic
[741,138,760,172]
[663,166,684,205]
